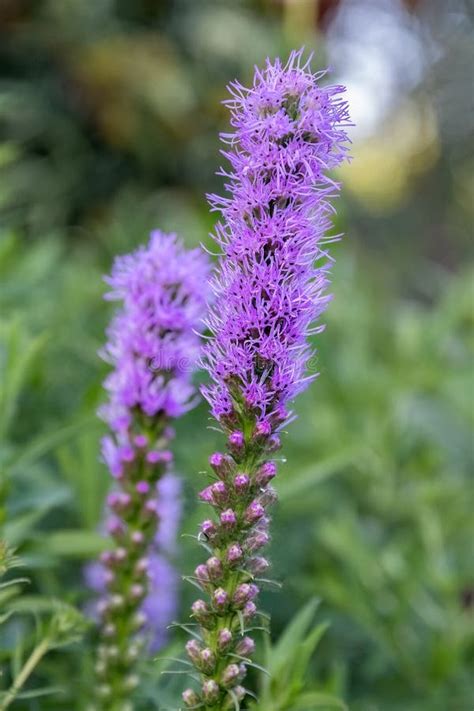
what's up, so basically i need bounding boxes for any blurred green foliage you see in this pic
[0,231,472,709]
[0,1,473,709]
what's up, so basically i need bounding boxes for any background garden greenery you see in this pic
[0,1,473,710]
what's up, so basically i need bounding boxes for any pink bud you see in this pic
[228,430,245,453]
[120,445,135,462]
[233,583,254,608]
[218,628,232,651]
[220,508,237,528]
[129,584,145,600]
[245,500,265,524]
[195,564,210,584]
[211,481,228,505]
[213,587,228,611]
[254,420,271,439]
[200,648,215,673]
[185,639,202,665]
[133,434,148,447]
[182,689,199,708]
[227,543,243,565]
[246,530,270,552]
[146,450,161,464]
[209,451,224,469]
[115,546,127,562]
[136,480,150,494]
[131,531,145,545]
[234,473,250,491]
[248,556,269,574]
[182,689,199,707]
[206,556,223,581]
[221,663,240,688]
[202,679,219,702]
[201,519,217,539]
[243,600,257,621]
[236,636,255,657]
[256,461,277,486]
[199,485,214,504]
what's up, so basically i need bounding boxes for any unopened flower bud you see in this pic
[186,639,202,665]
[234,473,250,491]
[220,508,237,528]
[209,451,233,479]
[195,564,210,584]
[202,678,220,703]
[182,689,200,707]
[218,627,233,651]
[258,486,278,508]
[227,543,243,565]
[221,663,240,688]
[233,685,246,701]
[126,644,140,663]
[129,584,145,600]
[110,594,124,609]
[191,599,212,626]
[132,611,147,630]
[213,587,228,612]
[245,500,265,524]
[255,461,277,486]
[115,547,127,562]
[200,647,216,673]
[236,636,255,657]
[242,600,257,622]
[267,434,281,452]
[248,556,269,574]
[199,485,214,503]
[254,420,271,440]
[247,530,270,552]
[228,431,245,456]
[133,434,148,448]
[135,557,149,575]
[95,660,106,676]
[144,499,159,516]
[120,445,135,462]
[131,530,145,546]
[97,684,112,698]
[201,519,217,539]
[206,556,223,581]
[123,674,139,691]
[99,550,113,566]
[103,623,116,638]
[106,517,124,538]
[211,481,228,505]
[136,480,150,494]
[233,583,255,608]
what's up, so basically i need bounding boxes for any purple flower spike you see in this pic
[184,49,350,709]
[90,231,209,708]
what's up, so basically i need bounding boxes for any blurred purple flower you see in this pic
[91,231,210,706]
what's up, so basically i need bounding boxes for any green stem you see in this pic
[0,636,51,711]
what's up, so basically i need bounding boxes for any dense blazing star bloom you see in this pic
[93,231,209,709]
[182,50,351,709]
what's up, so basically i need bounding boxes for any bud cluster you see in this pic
[94,428,173,707]
[183,421,279,709]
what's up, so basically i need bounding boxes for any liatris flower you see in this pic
[93,231,209,709]
[182,50,350,709]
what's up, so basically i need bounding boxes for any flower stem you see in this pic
[0,637,51,711]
